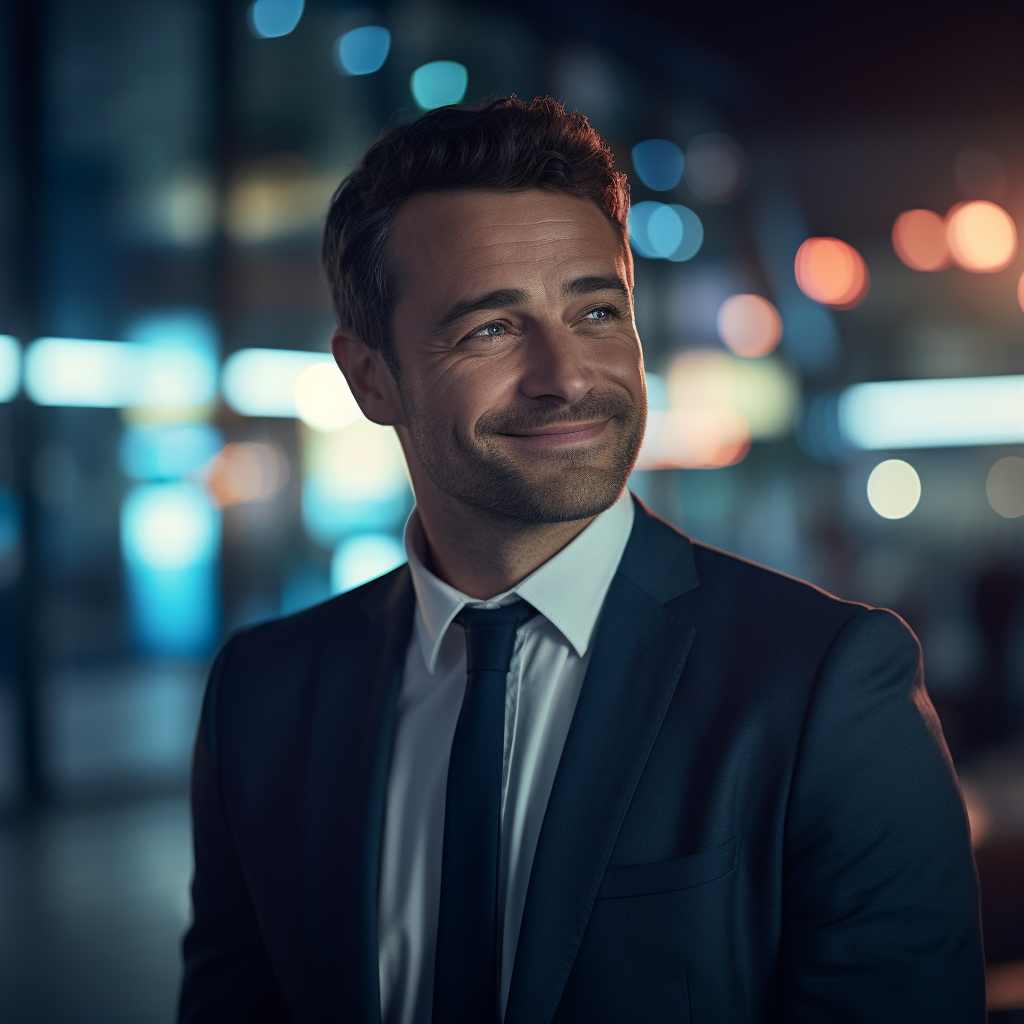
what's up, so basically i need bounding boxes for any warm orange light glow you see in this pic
[716,294,782,358]
[892,209,951,272]
[794,237,869,309]
[204,442,289,508]
[946,200,1017,273]
[1018,270,1024,313]
[637,409,751,470]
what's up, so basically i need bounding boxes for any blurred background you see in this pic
[1,0,1023,1019]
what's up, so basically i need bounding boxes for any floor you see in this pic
[0,796,191,1024]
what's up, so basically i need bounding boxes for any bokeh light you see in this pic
[631,139,684,191]
[1018,270,1024,313]
[120,424,223,481]
[866,459,921,519]
[248,0,304,39]
[946,200,1017,273]
[636,350,798,470]
[301,420,410,545]
[716,294,782,358]
[683,133,748,204]
[335,26,390,75]
[839,374,1024,450]
[331,533,406,594]
[986,456,1024,518]
[203,443,289,509]
[25,338,216,409]
[794,237,870,309]
[0,335,19,402]
[628,202,703,261]
[293,361,363,432]
[410,61,468,110]
[221,348,328,417]
[892,209,951,272]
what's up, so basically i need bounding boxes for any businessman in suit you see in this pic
[179,96,985,1023]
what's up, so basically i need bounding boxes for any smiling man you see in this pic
[179,97,984,1024]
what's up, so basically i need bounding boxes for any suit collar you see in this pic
[505,498,699,1024]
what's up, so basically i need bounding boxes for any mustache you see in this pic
[475,390,638,437]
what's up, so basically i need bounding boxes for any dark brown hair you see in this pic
[321,95,629,376]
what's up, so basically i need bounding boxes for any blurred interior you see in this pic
[2,1,1024,1020]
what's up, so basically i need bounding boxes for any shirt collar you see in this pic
[404,490,634,673]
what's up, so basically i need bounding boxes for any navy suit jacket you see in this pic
[179,496,985,1023]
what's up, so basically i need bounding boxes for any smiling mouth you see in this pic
[501,419,612,447]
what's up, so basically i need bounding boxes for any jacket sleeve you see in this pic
[178,635,294,1024]
[781,608,986,1022]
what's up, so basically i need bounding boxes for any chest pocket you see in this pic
[597,836,740,900]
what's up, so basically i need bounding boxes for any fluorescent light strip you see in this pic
[221,348,331,418]
[839,375,1024,450]
[25,338,216,408]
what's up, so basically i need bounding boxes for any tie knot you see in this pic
[455,600,537,675]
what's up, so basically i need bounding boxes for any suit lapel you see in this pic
[505,500,700,1024]
[300,566,415,1023]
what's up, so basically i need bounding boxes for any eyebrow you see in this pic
[431,275,630,337]
[561,274,629,298]
[431,288,528,336]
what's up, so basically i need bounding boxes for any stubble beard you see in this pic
[400,387,646,525]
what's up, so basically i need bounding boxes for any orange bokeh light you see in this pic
[946,200,1017,273]
[892,209,951,272]
[794,237,869,309]
[204,442,289,508]
[1018,270,1024,313]
[716,294,782,358]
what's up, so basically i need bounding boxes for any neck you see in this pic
[414,492,598,600]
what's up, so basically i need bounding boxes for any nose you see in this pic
[517,325,593,406]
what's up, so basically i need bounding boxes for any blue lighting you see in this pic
[647,204,683,257]
[0,336,19,402]
[302,477,409,548]
[331,533,406,594]
[631,139,685,192]
[410,61,468,110]
[120,424,223,481]
[667,205,704,262]
[121,483,220,656]
[248,0,304,38]
[222,348,328,418]
[336,26,391,75]
[0,489,20,556]
[25,337,216,409]
[629,202,703,262]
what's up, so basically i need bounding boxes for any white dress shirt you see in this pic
[376,490,635,1024]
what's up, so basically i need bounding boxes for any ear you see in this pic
[331,327,406,427]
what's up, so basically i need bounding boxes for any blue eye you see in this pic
[475,322,506,337]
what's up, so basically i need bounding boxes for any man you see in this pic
[179,97,984,1023]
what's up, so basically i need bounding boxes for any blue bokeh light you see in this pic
[410,61,468,110]
[629,201,703,262]
[647,205,683,257]
[302,477,410,548]
[121,483,220,656]
[0,336,20,402]
[666,205,704,262]
[336,26,391,75]
[331,533,406,594]
[248,0,304,39]
[120,424,223,482]
[631,139,685,192]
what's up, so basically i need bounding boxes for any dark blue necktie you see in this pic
[432,600,537,1024]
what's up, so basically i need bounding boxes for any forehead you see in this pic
[388,188,628,304]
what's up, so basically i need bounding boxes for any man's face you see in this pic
[387,188,646,525]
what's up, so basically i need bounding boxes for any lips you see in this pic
[501,418,612,446]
